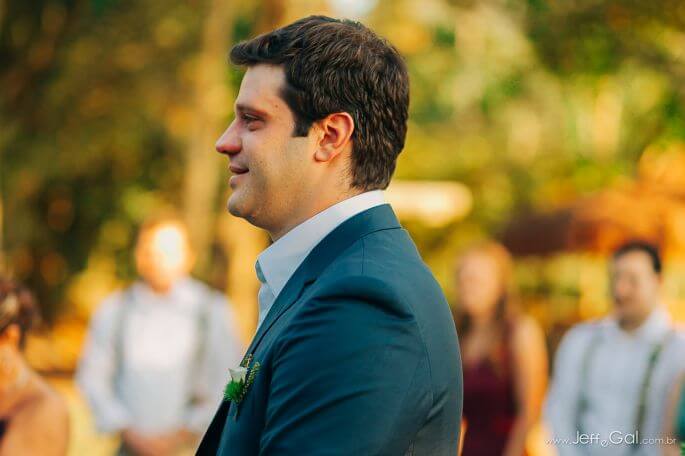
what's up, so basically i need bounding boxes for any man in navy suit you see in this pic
[198,15,462,455]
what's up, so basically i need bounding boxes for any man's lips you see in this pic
[228,163,249,189]
[229,164,249,175]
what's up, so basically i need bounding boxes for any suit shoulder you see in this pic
[309,229,450,338]
[324,227,439,294]
[298,234,423,323]
[281,273,425,358]
[307,273,406,313]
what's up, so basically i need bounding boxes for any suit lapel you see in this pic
[243,203,401,357]
[197,400,230,454]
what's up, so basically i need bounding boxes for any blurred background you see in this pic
[2,0,685,454]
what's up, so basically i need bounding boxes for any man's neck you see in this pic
[268,188,365,241]
[469,310,499,332]
[150,286,171,295]
[617,309,655,333]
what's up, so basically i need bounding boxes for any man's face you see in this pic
[456,253,503,319]
[135,223,192,292]
[216,64,316,233]
[610,250,660,327]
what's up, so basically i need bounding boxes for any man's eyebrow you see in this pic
[235,103,270,118]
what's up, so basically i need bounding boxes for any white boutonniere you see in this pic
[224,354,260,405]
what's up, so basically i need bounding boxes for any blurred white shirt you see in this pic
[77,277,243,435]
[545,307,685,456]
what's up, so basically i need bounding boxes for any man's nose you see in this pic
[216,120,240,155]
[614,281,631,299]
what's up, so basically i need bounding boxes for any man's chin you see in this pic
[227,196,267,230]
[227,195,254,221]
[616,308,652,331]
[227,196,244,218]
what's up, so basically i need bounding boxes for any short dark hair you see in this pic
[613,241,662,275]
[0,277,41,347]
[230,15,410,191]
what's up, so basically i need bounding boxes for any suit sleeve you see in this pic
[259,275,432,455]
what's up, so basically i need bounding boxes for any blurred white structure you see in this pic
[328,0,378,19]
[386,180,472,227]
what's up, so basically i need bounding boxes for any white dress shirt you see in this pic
[254,190,386,330]
[545,307,685,455]
[77,277,244,434]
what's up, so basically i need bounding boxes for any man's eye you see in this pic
[242,114,260,124]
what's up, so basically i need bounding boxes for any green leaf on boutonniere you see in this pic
[224,378,245,402]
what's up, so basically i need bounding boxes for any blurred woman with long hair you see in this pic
[0,277,68,455]
[454,242,547,456]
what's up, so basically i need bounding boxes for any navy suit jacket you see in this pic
[197,204,462,455]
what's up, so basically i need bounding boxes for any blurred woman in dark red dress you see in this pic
[453,242,547,456]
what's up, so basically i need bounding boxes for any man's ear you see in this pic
[314,112,354,162]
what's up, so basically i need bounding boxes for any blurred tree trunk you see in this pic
[182,0,235,274]
[255,0,286,33]
[0,163,4,273]
[217,213,267,344]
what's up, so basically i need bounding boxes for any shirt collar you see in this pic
[256,190,386,299]
[605,306,671,343]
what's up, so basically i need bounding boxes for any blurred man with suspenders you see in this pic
[78,217,243,455]
[546,241,685,455]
